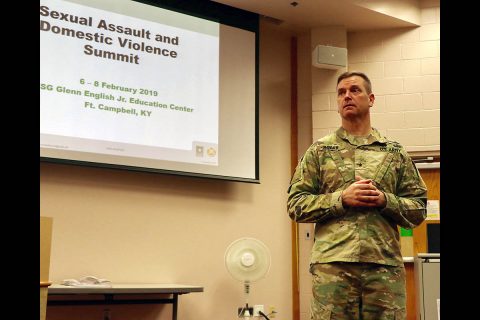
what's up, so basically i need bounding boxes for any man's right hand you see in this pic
[341,176,382,207]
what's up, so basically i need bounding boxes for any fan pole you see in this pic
[242,280,252,317]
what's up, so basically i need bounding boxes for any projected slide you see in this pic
[40,0,219,165]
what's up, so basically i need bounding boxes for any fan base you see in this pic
[238,306,254,317]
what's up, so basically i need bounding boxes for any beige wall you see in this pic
[311,5,440,153]
[296,30,316,320]
[296,3,440,320]
[41,20,294,320]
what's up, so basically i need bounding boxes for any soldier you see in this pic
[287,71,427,320]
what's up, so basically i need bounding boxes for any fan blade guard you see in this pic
[224,237,271,282]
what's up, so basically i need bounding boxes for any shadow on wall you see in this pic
[40,162,253,202]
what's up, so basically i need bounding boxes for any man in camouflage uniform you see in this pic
[287,71,427,320]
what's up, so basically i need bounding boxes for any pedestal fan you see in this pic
[224,237,271,318]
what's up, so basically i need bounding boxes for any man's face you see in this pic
[336,76,374,120]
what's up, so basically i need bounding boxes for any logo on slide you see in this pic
[207,147,217,157]
[196,146,204,157]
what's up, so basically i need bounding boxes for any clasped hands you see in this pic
[341,176,386,208]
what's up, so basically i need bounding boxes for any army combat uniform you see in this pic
[287,127,427,320]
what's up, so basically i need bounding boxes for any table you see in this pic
[47,283,204,320]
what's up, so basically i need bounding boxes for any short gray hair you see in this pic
[337,71,372,94]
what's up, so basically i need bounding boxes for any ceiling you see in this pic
[211,0,438,34]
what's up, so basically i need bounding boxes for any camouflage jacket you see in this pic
[287,127,427,266]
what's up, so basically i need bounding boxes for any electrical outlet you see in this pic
[253,304,264,316]
[269,306,276,318]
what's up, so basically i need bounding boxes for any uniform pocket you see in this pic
[311,307,331,320]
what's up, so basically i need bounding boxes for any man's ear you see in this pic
[368,93,375,107]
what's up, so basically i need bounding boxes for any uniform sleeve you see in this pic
[380,152,427,229]
[287,146,346,223]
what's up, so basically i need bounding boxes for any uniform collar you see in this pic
[336,127,388,146]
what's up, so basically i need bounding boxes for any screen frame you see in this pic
[40,0,260,183]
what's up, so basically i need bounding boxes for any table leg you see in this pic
[172,294,178,320]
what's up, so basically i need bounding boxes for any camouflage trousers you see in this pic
[309,262,406,320]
